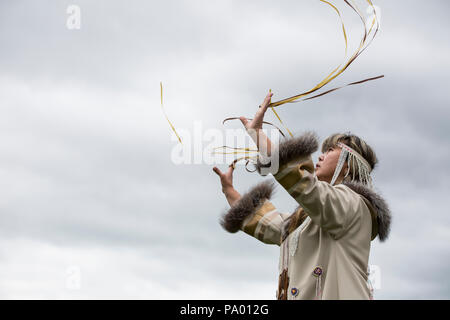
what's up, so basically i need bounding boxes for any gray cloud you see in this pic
[0,0,449,299]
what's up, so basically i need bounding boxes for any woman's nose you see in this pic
[318,154,324,161]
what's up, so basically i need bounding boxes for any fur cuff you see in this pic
[255,131,319,174]
[220,181,275,233]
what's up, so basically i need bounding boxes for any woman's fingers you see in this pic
[213,165,235,177]
[254,92,273,119]
[261,92,273,110]
[214,165,233,190]
[252,106,267,125]
[239,116,249,128]
[212,166,223,177]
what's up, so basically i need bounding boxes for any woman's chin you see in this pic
[315,171,328,182]
[314,171,321,179]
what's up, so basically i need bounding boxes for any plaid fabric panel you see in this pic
[241,200,285,246]
[273,157,315,199]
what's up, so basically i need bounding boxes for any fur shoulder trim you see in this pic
[255,131,319,174]
[343,181,392,242]
[220,180,275,233]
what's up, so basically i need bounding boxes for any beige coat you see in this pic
[220,132,391,300]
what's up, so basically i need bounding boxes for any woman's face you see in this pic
[315,146,347,183]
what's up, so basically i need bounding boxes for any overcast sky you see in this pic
[1,0,449,299]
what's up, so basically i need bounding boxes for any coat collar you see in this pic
[342,181,391,242]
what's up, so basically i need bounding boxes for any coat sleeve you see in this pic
[219,180,288,246]
[255,132,361,239]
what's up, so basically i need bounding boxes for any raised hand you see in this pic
[213,165,241,206]
[213,165,235,193]
[239,91,274,157]
[239,91,273,131]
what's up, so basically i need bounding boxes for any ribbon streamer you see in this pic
[291,75,384,103]
[160,82,183,144]
[222,117,287,138]
[268,0,381,108]
[269,89,294,138]
[212,146,259,155]
[217,0,383,170]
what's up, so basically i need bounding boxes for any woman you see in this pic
[213,92,391,300]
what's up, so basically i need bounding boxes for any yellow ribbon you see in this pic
[217,0,383,170]
[269,0,381,108]
[212,146,259,156]
[269,89,294,138]
[160,82,182,144]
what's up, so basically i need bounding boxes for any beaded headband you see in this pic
[330,142,373,188]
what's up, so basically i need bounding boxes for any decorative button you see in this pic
[291,287,299,297]
[313,266,323,277]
